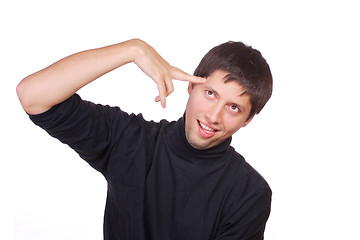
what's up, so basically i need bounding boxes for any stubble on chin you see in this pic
[185,129,214,150]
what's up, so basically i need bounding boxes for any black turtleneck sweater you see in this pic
[29,94,271,240]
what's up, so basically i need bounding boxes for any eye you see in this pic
[205,90,216,99]
[206,90,214,96]
[229,105,240,113]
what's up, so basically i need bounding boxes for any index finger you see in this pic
[171,67,206,83]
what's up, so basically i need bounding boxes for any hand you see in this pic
[132,39,206,108]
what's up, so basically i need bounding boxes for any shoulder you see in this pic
[28,93,170,139]
[227,149,271,197]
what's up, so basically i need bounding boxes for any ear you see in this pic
[187,82,194,94]
[242,115,254,128]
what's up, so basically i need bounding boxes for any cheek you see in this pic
[223,118,243,133]
[187,93,207,113]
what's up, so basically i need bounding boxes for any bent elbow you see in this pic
[16,77,47,115]
[16,77,32,113]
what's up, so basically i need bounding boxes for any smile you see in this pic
[198,121,217,138]
[199,121,215,132]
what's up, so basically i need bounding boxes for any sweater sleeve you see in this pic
[28,94,144,175]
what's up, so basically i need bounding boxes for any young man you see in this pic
[17,38,273,239]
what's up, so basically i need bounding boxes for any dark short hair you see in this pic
[194,41,273,120]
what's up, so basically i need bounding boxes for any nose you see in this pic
[205,103,223,124]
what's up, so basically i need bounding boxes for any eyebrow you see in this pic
[236,90,249,111]
[239,89,247,97]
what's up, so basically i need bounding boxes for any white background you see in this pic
[2,0,360,239]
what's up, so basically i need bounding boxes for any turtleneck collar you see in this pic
[164,113,233,164]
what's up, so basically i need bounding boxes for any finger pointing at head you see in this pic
[171,67,206,83]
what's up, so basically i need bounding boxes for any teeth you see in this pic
[199,121,215,132]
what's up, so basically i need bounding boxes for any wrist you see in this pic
[129,39,155,65]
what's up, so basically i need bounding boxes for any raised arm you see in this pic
[16,39,205,114]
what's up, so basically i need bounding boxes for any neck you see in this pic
[164,115,232,164]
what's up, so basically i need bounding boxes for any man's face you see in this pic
[185,69,253,150]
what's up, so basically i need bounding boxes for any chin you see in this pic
[187,137,217,150]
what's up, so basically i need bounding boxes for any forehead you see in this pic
[206,70,247,96]
[202,69,252,109]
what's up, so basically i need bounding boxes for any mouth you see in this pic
[198,120,217,138]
